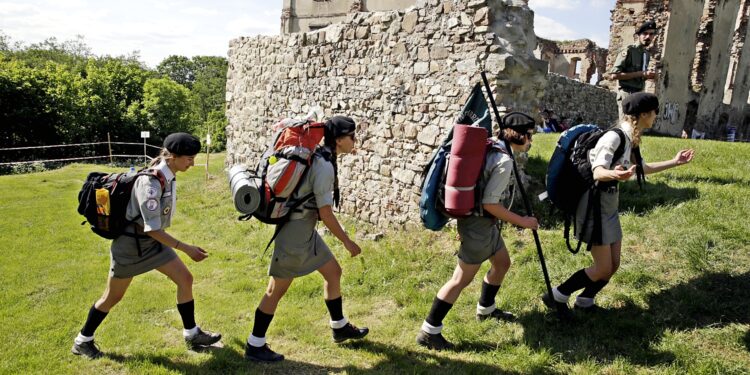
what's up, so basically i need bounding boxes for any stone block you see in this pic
[402,12,419,33]
[414,62,430,75]
[417,125,440,145]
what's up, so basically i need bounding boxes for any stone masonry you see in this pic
[225,0,550,227]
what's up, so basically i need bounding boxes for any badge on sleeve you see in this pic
[146,187,158,199]
[146,199,159,211]
[163,206,171,215]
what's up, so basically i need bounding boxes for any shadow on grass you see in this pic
[519,271,750,365]
[107,337,544,374]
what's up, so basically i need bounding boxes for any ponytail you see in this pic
[149,148,172,168]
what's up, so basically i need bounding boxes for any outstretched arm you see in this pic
[146,229,208,262]
[643,148,694,175]
[318,205,361,257]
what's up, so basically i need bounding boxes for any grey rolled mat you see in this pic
[228,165,261,214]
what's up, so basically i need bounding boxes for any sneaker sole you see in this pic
[186,335,222,349]
[71,346,102,359]
[333,331,369,344]
[243,354,285,363]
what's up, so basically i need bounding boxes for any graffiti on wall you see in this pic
[662,102,679,123]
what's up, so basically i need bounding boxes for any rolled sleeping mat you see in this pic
[228,165,261,214]
[444,124,488,216]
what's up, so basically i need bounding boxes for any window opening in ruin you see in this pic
[569,57,581,80]
[309,24,330,31]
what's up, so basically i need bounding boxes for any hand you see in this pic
[674,149,694,165]
[643,70,657,80]
[344,239,362,257]
[611,165,636,181]
[520,216,539,230]
[184,244,208,262]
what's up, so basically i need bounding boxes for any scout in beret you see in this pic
[416,112,539,350]
[607,20,660,118]
[543,93,694,318]
[244,116,369,363]
[72,132,221,359]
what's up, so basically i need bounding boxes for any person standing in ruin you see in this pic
[416,113,539,350]
[607,20,659,118]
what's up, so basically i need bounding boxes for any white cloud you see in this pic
[534,15,578,41]
[529,0,581,10]
[589,0,614,9]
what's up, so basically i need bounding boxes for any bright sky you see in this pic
[0,0,614,68]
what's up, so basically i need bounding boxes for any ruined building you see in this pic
[608,0,750,139]
[281,0,416,34]
[534,38,608,85]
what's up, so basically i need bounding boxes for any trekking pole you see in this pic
[480,71,557,311]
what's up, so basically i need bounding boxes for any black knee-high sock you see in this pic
[176,300,196,330]
[557,269,594,296]
[80,305,108,337]
[325,297,344,322]
[251,308,274,338]
[579,279,609,299]
[478,281,501,308]
[425,297,453,327]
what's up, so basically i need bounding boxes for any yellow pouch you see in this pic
[95,188,110,215]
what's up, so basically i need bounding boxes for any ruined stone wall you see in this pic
[226,0,547,227]
[534,38,606,84]
[541,74,617,127]
[282,0,416,34]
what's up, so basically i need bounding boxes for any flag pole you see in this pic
[480,71,557,314]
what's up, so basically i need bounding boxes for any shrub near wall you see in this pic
[225,0,547,227]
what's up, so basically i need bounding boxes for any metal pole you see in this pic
[480,71,557,314]
[143,138,147,166]
[107,132,113,164]
[205,140,210,182]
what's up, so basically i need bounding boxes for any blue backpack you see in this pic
[420,141,452,230]
[546,125,643,253]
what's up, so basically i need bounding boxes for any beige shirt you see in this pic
[126,160,175,232]
[589,122,645,171]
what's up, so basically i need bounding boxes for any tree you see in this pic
[156,55,195,88]
[137,77,196,139]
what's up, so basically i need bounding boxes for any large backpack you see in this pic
[420,135,508,231]
[77,169,166,254]
[545,124,643,253]
[234,118,328,250]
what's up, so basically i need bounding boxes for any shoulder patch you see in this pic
[146,187,158,199]
[146,199,159,211]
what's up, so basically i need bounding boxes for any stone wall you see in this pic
[281,0,417,34]
[541,73,617,127]
[226,0,548,227]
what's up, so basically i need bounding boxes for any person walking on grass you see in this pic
[542,92,694,318]
[244,116,368,363]
[416,113,540,350]
[72,133,221,359]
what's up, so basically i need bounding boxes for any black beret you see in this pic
[636,20,658,35]
[163,132,201,155]
[622,92,660,115]
[502,112,535,131]
[325,116,356,138]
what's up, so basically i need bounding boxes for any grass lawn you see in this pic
[1,134,749,374]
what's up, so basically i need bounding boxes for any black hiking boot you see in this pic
[71,340,103,359]
[416,330,454,351]
[332,322,369,343]
[185,327,222,349]
[542,292,575,321]
[244,343,284,362]
[476,309,516,322]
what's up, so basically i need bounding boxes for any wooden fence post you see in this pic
[107,133,113,164]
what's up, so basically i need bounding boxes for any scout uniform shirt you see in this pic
[610,42,650,93]
[108,160,178,278]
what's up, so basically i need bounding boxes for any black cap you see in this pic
[325,116,356,138]
[163,132,201,155]
[502,112,535,131]
[636,20,658,35]
[622,92,659,115]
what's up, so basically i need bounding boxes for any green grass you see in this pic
[1,135,749,374]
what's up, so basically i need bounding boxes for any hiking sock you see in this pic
[477,281,501,314]
[325,297,345,322]
[176,300,197,330]
[424,297,453,328]
[251,308,275,340]
[579,279,609,299]
[557,269,594,297]
[80,305,108,338]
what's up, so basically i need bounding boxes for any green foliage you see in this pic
[137,77,196,138]
[156,55,195,88]
[1,138,750,373]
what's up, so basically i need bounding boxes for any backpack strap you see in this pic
[632,146,645,187]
